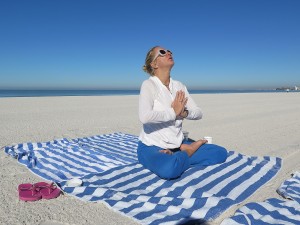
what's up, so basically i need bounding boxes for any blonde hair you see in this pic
[142,46,159,76]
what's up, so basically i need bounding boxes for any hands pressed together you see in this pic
[171,90,188,118]
[158,92,190,156]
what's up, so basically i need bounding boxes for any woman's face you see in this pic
[152,47,174,69]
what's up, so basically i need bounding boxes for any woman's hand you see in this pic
[171,90,187,117]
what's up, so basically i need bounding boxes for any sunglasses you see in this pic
[152,49,172,62]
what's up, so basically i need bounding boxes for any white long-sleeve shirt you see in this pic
[139,76,203,149]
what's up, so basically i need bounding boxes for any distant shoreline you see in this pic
[0,89,298,98]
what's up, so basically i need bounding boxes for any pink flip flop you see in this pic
[18,183,42,202]
[34,182,61,200]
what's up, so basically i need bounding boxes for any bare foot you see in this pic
[180,139,207,157]
[190,139,208,149]
[159,149,173,155]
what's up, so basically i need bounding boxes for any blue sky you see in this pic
[0,0,299,90]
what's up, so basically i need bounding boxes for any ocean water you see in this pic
[0,89,291,98]
[0,90,140,98]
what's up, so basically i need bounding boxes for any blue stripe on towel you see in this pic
[4,133,282,225]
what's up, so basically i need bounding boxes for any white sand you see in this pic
[0,93,299,225]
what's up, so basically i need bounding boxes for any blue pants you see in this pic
[137,140,228,179]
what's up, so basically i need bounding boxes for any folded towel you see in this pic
[277,171,300,204]
[220,198,300,225]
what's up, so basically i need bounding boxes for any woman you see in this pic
[138,46,227,179]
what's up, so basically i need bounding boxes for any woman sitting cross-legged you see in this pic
[137,46,228,179]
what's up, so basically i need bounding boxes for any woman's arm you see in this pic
[139,81,176,124]
[183,86,203,120]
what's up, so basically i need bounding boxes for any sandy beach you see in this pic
[0,93,299,225]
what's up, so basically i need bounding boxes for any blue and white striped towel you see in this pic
[220,198,300,225]
[5,133,138,181]
[277,171,300,204]
[221,172,300,225]
[5,133,282,225]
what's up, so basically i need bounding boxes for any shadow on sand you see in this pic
[176,218,211,225]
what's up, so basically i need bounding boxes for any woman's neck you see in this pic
[155,69,171,86]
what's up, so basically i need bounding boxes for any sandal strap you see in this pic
[19,186,40,196]
[35,183,57,194]
[19,186,34,191]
